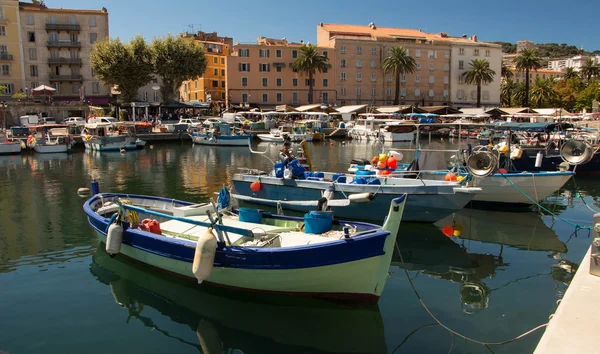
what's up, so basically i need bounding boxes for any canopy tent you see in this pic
[501,107,536,115]
[335,104,368,114]
[419,106,461,115]
[31,85,56,96]
[376,105,426,114]
[459,107,507,117]
[275,105,298,112]
[294,104,337,113]
[161,101,193,109]
[533,108,572,116]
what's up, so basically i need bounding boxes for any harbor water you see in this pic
[0,140,596,354]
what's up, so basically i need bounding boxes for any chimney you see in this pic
[300,39,304,44]
[462,34,467,38]
[471,35,478,42]
[319,22,323,27]
[369,22,376,29]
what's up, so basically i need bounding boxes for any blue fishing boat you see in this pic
[83,185,407,303]
[189,124,252,146]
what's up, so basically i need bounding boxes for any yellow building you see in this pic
[179,31,233,104]
[0,0,25,98]
[509,66,562,84]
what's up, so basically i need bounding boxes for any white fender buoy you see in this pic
[77,187,90,197]
[106,222,124,256]
[192,228,217,284]
[348,192,373,203]
[120,148,126,154]
[535,151,543,168]
[149,145,154,149]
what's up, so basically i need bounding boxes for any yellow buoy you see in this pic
[453,225,463,237]
[457,176,465,182]
[77,187,91,197]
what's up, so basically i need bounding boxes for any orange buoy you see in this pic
[444,173,457,181]
[371,156,379,165]
[442,225,454,237]
[377,161,387,169]
[381,169,392,176]
[498,168,508,174]
[250,181,261,192]
[387,156,397,169]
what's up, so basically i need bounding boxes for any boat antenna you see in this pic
[247,140,275,164]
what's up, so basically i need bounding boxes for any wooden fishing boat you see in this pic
[84,188,407,303]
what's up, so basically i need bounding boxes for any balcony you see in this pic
[45,23,80,31]
[0,53,13,61]
[49,74,83,82]
[48,57,82,65]
[47,40,81,48]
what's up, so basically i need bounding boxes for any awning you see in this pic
[294,104,336,113]
[162,101,192,109]
[276,105,297,112]
[87,97,111,105]
[335,104,368,114]
[419,106,461,115]
[501,107,535,115]
[533,108,572,116]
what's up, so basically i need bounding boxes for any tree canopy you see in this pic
[514,49,544,106]
[291,45,329,104]
[90,36,154,103]
[381,46,416,105]
[152,35,207,103]
[461,59,496,107]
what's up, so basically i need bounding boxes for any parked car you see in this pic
[63,117,86,126]
[39,117,57,125]
[178,118,203,128]
[88,117,117,124]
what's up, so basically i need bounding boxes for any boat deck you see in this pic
[534,246,598,353]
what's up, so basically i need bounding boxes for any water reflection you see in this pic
[90,247,388,354]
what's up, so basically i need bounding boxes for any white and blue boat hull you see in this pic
[191,133,251,146]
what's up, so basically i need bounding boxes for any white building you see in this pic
[448,35,502,108]
[548,55,600,72]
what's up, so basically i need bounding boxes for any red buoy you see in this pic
[250,181,261,192]
[442,225,454,237]
[444,173,457,181]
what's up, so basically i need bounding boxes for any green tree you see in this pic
[562,67,578,80]
[501,63,513,79]
[90,36,154,103]
[574,81,600,111]
[513,49,543,107]
[512,82,528,107]
[152,35,207,103]
[460,59,496,107]
[291,45,329,104]
[381,46,416,105]
[554,77,584,111]
[530,77,558,108]
[11,92,26,101]
[501,78,517,107]
[580,59,600,82]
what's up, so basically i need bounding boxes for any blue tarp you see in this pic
[483,122,573,132]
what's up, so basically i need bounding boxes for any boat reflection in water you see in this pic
[90,246,388,354]
[394,210,570,312]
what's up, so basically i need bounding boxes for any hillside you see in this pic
[493,42,599,58]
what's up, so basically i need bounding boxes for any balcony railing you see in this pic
[49,74,82,81]
[45,23,80,31]
[48,57,82,65]
[0,53,13,61]
[47,41,81,48]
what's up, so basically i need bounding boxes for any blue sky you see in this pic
[47,0,598,50]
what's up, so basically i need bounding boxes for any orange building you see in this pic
[226,37,336,109]
[179,31,232,103]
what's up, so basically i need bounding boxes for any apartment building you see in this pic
[179,31,233,103]
[226,37,336,108]
[548,55,600,72]
[19,1,110,103]
[0,0,24,97]
[509,67,562,83]
[316,23,502,108]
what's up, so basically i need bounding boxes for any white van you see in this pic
[19,115,39,126]
[222,113,245,124]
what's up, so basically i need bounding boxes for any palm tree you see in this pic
[580,59,600,82]
[501,78,517,107]
[562,67,578,80]
[512,82,528,107]
[501,63,513,79]
[382,46,416,105]
[461,59,496,107]
[513,49,543,107]
[530,77,558,108]
[291,45,329,104]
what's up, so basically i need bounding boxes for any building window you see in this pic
[276,92,282,102]
[483,91,490,100]
[292,92,298,104]
[88,32,97,44]
[414,88,420,97]
[458,60,464,70]
[241,77,248,87]
[322,92,329,103]
[428,89,434,97]
[458,76,464,84]
[371,88,376,96]
[415,75,420,83]
[444,51,450,59]
[89,16,97,26]
[212,80,218,88]
[371,47,377,55]
[31,82,39,90]
[53,83,60,93]
[239,49,249,57]
[340,45,346,54]
[322,50,328,58]
[1,83,13,94]
[386,88,392,97]
[72,83,80,94]
[153,91,159,102]
[259,63,270,72]
[371,73,376,82]
[444,76,449,84]
[401,74,406,83]
[1,64,9,76]
[239,63,250,72]
[221,80,225,88]
[0,26,6,37]
[370,60,376,68]
[428,50,435,58]
[304,78,314,86]
[221,57,225,64]
[69,15,76,24]
[474,49,480,56]
[443,89,448,98]
[400,88,406,97]
[428,63,434,71]
[485,49,490,57]
[340,72,346,81]
[340,59,346,67]
[276,77,282,87]
[356,46,362,54]
[292,78,298,86]
[341,87,346,96]
[356,87,362,96]
[276,49,282,58]
[221,69,225,76]
[48,32,58,42]
[356,60,362,68]
[211,68,217,76]
[459,48,464,55]
[386,74,392,83]
[28,48,37,60]
[429,76,434,84]
[276,66,282,72]
[323,78,328,87]
[291,50,297,58]
[213,57,218,64]
[26,15,34,25]
[415,49,421,58]
[416,62,421,71]
[262,93,268,102]
[444,63,449,72]
[356,72,362,81]
[259,49,269,58]
[262,78,268,87]
[30,65,38,77]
